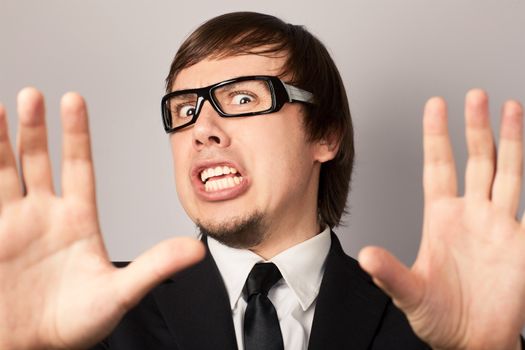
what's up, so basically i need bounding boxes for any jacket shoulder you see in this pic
[324,233,430,349]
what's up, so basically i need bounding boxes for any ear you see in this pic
[313,133,340,163]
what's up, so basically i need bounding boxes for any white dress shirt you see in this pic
[208,227,332,350]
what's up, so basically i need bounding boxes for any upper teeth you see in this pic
[200,166,238,183]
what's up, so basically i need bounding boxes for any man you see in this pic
[0,11,524,350]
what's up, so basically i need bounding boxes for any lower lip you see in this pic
[193,176,250,201]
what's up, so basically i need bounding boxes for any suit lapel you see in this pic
[152,235,238,350]
[308,232,390,350]
[149,232,389,349]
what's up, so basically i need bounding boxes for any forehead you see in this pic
[172,53,287,91]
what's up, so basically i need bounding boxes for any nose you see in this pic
[192,101,230,151]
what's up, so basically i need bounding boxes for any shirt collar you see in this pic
[208,227,332,311]
[208,237,262,310]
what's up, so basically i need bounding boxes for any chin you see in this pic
[195,201,252,221]
[196,211,268,249]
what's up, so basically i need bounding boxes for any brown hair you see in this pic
[165,12,354,228]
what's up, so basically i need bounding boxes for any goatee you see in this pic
[197,212,268,249]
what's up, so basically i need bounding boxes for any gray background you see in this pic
[1,1,525,268]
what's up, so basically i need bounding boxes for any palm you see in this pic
[410,198,525,349]
[0,89,204,350]
[360,90,525,350]
[1,196,109,348]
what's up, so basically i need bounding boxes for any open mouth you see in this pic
[199,165,244,192]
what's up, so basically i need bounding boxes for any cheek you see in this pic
[170,143,198,219]
[249,130,314,192]
[170,137,192,190]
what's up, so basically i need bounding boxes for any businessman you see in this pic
[1,12,524,350]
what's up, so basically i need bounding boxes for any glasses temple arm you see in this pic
[283,83,315,104]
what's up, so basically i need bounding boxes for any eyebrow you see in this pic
[218,82,240,92]
[219,80,266,92]
[171,93,197,100]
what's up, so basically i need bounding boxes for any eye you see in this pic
[231,93,254,105]
[177,104,196,118]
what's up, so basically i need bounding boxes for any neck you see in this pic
[250,219,323,260]
[251,167,324,259]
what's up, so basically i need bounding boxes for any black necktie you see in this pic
[243,262,284,350]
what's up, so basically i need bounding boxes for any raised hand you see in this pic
[0,88,205,350]
[359,90,525,350]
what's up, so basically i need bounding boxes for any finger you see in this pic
[492,100,523,215]
[464,89,495,200]
[16,87,54,194]
[0,104,23,206]
[112,237,205,311]
[60,93,96,202]
[423,97,457,202]
[358,246,423,313]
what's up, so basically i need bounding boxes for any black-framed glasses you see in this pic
[161,75,315,133]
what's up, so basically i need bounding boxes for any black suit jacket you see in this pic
[92,233,430,349]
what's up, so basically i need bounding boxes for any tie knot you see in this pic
[243,263,282,299]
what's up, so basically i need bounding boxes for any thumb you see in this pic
[112,236,205,310]
[358,246,423,313]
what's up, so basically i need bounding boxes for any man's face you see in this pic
[170,53,330,250]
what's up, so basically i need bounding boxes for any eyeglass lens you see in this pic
[166,79,274,129]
